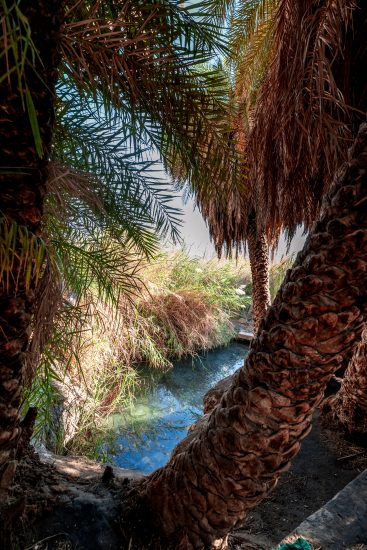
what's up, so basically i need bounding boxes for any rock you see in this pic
[52,376,88,447]
[236,330,253,343]
[279,469,367,549]
[38,376,89,452]
[37,449,143,482]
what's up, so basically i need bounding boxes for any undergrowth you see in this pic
[25,250,252,458]
[26,251,293,459]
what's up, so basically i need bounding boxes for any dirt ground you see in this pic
[1,414,366,550]
[229,414,367,549]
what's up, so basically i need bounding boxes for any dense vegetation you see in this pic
[24,249,294,459]
[24,251,249,456]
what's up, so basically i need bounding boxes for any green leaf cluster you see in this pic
[1,0,44,155]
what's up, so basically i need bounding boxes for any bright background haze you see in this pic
[168,194,306,261]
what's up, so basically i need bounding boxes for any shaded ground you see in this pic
[230,415,367,548]
[1,415,366,550]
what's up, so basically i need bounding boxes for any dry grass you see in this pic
[26,250,252,457]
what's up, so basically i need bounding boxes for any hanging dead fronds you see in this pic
[249,0,366,242]
[24,259,63,384]
[192,0,278,257]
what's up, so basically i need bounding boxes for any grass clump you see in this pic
[26,250,251,458]
[135,250,252,361]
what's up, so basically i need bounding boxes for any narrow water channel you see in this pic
[106,342,248,473]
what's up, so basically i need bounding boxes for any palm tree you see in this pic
[247,0,367,434]
[191,0,278,335]
[0,0,66,496]
[201,0,367,423]
[197,0,366,336]
[1,3,366,548]
[119,1,367,546]
[0,0,235,496]
[122,122,367,548]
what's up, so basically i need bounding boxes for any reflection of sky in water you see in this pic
[106,343,248,473]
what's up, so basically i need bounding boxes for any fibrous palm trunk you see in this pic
[123,125,367,549]
[323,327,367,435]
[0,1,64,495]
[202,216,270,414]
[247,215,271,335]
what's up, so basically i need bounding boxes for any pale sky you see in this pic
[168,194,306,262]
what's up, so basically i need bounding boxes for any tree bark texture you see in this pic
[0,1,64,495]
[323,326,367,435]
[247,218,271,335]
[123,125,367,549]
[202,222,270,416]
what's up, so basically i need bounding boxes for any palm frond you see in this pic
[249,0,365,241]
[60,0,239,205]
[46,216,143,307]
[186,1,278,256]
[232,1,277,113]
[0,218,46,292]
[52,80,183,255]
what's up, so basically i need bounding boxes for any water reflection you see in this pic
[106,342,248,473]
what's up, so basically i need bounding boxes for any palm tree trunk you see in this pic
[202,218,270,414]
[122,125,367,549]
[247,216,271,335]
[323,327,367,435]
[0,1,64,495]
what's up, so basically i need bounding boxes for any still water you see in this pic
[106,342,248,473]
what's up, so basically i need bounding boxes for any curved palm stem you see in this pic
[122,123,367,550]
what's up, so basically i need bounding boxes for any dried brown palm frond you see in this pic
[249,0,367,242]
[192,1,279,257]
[46,161,104,219]
[25,259,63,384]
[197,178,251,257]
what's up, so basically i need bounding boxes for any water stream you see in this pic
[106,342,248,473]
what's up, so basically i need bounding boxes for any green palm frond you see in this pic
[49,219,143,308]
[60,0,238,202]
[52,80,183,256]
[229,0,275,52]
[0,218,46,292]
[230,1,278,118]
